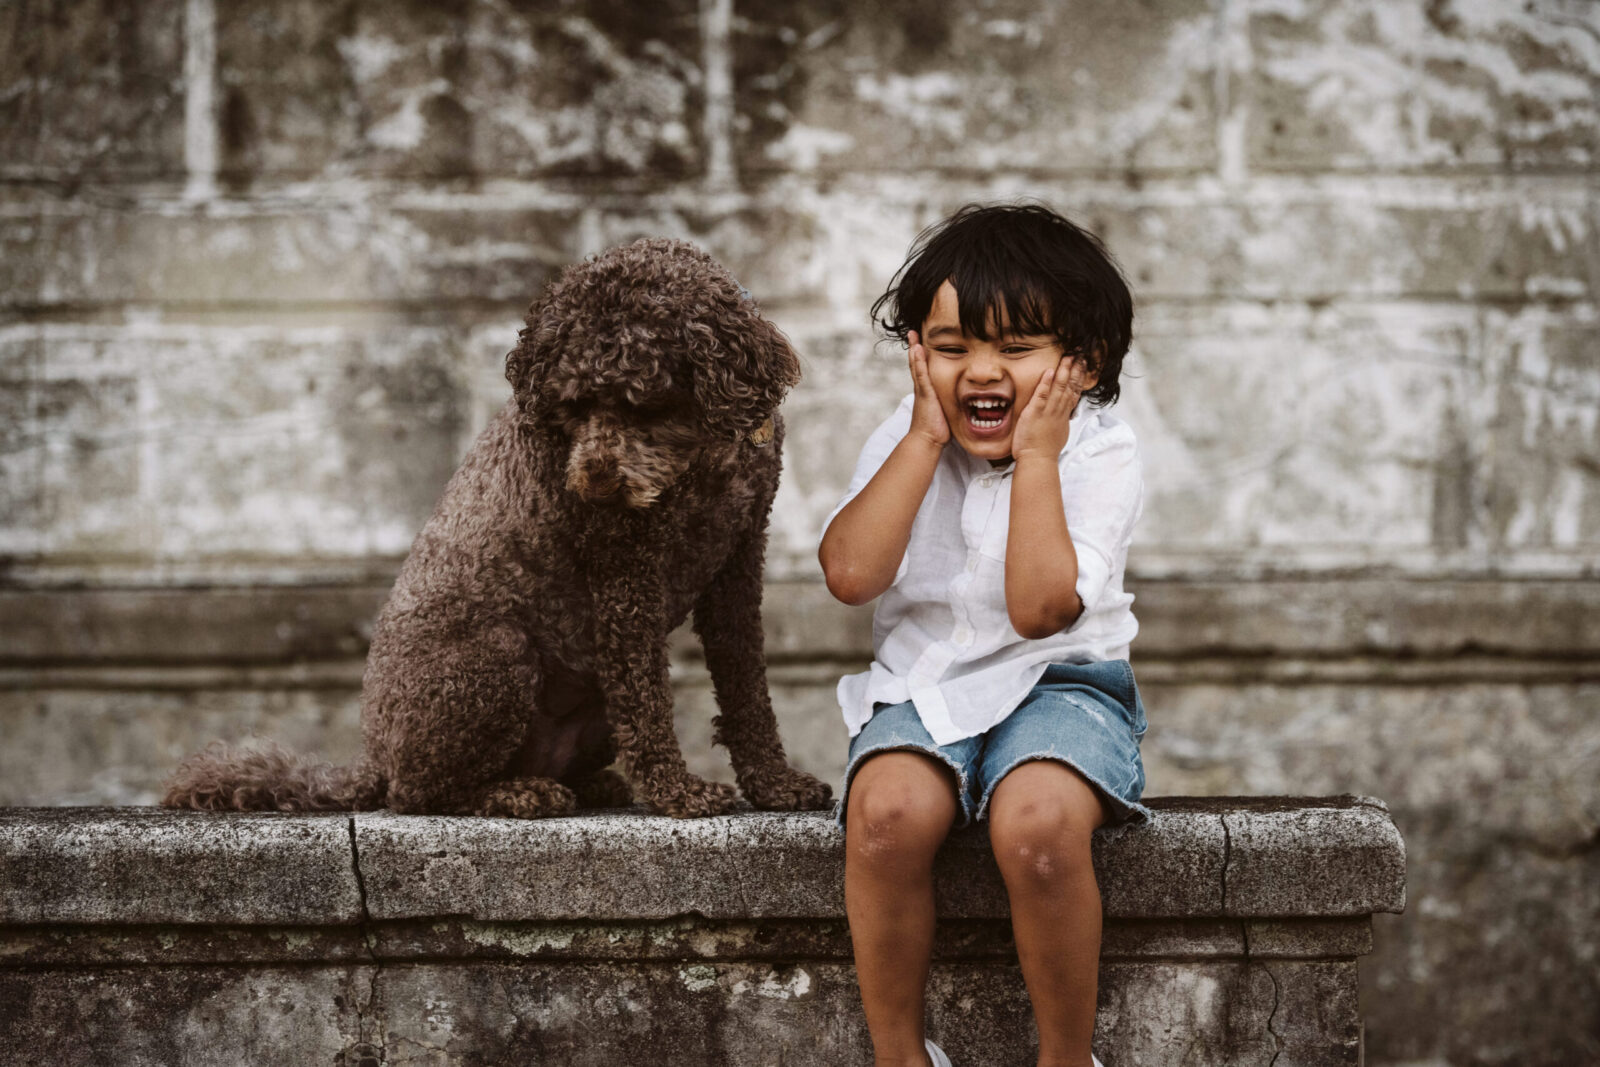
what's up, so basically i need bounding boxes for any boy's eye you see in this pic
[930,344,1042,358]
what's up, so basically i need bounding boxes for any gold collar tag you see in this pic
[748,417,775,446]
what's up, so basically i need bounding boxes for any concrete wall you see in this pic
[1,1,1596,1064]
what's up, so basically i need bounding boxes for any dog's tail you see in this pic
[161,739,387,812]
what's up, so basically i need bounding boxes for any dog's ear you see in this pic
[505,297,562,420]
[693,309,802,438]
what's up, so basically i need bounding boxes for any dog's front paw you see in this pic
[644,774,742,819]
[740,765,834,812]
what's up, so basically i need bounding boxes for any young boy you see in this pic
[818,202,1149,1067]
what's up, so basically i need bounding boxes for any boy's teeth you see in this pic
[966,397,1008,428]
[968,402,1006,429]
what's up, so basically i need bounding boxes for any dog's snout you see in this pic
[567,452,625,502]
[584,460,622,498]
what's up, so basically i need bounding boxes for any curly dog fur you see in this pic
[163,237,833,819]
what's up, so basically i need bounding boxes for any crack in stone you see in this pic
[347,817,386,1065]
[1219,814,1232,915]
[347,817,373,927]
[1242,918,1285,1067]
[1224,815,1290,1065]
[1263,960,1285,1067]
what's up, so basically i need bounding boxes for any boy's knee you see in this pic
[853,787,944,842]
[846,755,958,859]
[990,807,1094,879]
[987,762,1104,883]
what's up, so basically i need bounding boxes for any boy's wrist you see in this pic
[903,431,947,462]
[1010,448,1061,470]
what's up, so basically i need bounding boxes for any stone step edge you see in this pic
[0,798,1404,927]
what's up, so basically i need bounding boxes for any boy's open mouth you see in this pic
[962,395,1012,438]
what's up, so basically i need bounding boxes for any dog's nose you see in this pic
[579,459,622,500]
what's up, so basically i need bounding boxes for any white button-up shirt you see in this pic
[822,393,1143,745]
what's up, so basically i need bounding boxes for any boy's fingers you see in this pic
[1070,354,1093,391]
[909,345,937,399]
[1042,360,1066,407]
[1056,360,1085,417]
[1057,358,1083,405]
[1035,363,1057,403]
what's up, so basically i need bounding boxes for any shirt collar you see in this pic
[961,397,1096,479]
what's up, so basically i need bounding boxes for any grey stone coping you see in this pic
[0,807,364,925]
[0,797,1404,927]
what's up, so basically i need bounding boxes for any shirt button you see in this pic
[954,625,972,642]
[966,557,978,574]
[980,475,996,488]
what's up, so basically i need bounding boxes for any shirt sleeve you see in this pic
[818,393,915,545]
[1059,422,1143,623]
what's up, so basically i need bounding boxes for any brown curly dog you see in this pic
[163,237,833,819]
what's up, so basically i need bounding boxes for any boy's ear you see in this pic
[1074,341,1105,391]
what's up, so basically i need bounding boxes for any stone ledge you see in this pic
[0,799,1404,1066]
[0,808,364,925]
[1,798,1404,926]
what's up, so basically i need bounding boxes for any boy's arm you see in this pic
[1005,357,1091,639]
[819,432,941,605]
[1006,456,1082,638]
[819,331,948,606]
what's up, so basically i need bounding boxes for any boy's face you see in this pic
[922,280,1093,462]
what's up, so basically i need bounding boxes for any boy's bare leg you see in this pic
[986,759,1111,1067]
[844,751,962,1067]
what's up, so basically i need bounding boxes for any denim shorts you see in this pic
[833,659,1152,833]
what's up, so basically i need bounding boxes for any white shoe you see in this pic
[922,1037,1099,1067]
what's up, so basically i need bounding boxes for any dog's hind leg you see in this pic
[375,617,546,815]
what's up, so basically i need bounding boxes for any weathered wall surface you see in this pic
[1,1,1596,1065]
[0,804,1404,1066]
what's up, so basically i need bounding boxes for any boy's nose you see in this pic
[966,351,1003,380]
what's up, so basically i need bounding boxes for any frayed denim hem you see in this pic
[833,743,976,834]
[973,750,1153,830]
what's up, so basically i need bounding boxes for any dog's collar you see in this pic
[748,417,775,446]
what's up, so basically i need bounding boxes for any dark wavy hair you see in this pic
[869,201,1134,407]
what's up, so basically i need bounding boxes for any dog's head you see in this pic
[506,237,801,508]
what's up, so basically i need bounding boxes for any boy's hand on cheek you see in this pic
[1011,356,1084,462]
[906,329,950,448]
